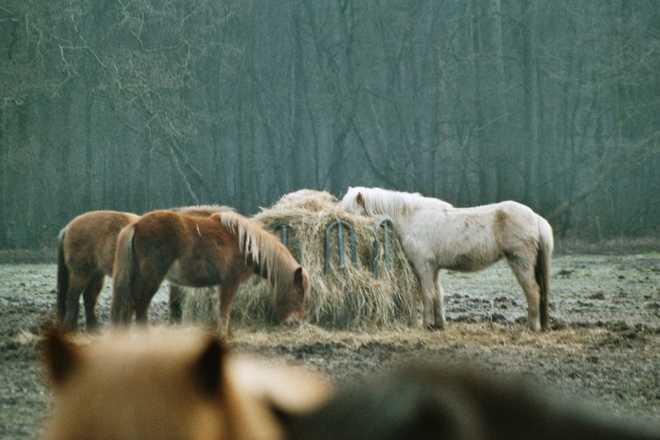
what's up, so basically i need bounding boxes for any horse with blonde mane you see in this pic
[341,187,553,331]
[41,326,331,440]
[56,206,233,331]
[110,210,309,336]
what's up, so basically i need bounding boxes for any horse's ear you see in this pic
[356,192,365,207]
[42,326,81,388]
[191,336,227,399]
[293,266,307,296]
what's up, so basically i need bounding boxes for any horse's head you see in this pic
[42,326,331,440]
[41,327,234,440]
[341,187,369,215]
[273,266,309,322]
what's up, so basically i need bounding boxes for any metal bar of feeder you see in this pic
[324,220,357,276]
[272,221,299,261]
[373,218,396,278]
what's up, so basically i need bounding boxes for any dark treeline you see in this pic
[1,0,658,249]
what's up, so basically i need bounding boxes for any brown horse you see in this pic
[56,206,232,331]
[57,211,140,331]
[110,210,309,335]
[41,326,331,440]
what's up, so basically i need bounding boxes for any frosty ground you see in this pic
[1,253,659,439]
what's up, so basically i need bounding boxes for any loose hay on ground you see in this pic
[181,190,421,330]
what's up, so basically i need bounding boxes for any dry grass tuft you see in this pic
[182,190,421,330]
[227,322,622,355]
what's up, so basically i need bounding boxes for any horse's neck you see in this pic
[247,232,296,287]
[381,199,449,234]
[392,213,418,238]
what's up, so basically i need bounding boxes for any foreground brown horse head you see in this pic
[41,327,331,440]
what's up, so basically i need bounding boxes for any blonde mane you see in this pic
[343,187,452,219]
[172,204,235,213]
[219,212,298,291]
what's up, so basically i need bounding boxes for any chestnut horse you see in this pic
[41,326,331,440]
[56,206,232,331]
[57,211,140,331]
[341,187,553,331]
[110,210,309,335]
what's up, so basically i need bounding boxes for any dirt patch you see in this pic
[1,254,660,439]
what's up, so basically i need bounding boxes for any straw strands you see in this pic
[181,190,421,330]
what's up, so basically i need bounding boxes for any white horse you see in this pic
[341,187,553,331]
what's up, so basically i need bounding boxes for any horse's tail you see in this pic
[56,228,69,321]
[535,216,554,331]
[110,224,136,325]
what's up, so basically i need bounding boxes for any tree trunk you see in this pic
[521,0,540,210]
[490,0,510,203]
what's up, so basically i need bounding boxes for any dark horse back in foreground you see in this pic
[110,210,309,335]
[284,363,660,440]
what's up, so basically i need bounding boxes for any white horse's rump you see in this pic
[341,187,553,331]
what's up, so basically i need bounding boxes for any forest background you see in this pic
[1,0,659,250]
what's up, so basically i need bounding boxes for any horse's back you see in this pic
[130,210,189,262]
[63,210,139,275]
[400,200,542,271]
[172,204,235,217]
[285,363,660,440]
[133,210,240,284]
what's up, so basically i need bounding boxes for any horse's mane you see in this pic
[343,187,452,217]
[172,204,235,213]
[219,212,297,290]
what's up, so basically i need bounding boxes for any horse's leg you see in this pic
[64,273,88,329]
[414,262,442,330]
[132,275,165,325]
[433,269,446,329]
[217,280,241,337]
[128,269,165,325]
[168,284,183,324]
[507,259,541,331]
[82,272,105,332]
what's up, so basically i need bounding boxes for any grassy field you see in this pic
[1,252,659,439]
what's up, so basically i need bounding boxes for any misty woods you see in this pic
[1,1,658,249]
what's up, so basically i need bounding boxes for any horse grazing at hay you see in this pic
[110,210,309,336]
[341,187,553,331]
[41,326,331,440]
[56,206,233,331]
[284,362,660,440]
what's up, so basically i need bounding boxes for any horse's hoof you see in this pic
[426,324,445,331]
[282,316,303,327]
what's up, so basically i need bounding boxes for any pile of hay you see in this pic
[181,190,421,330]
